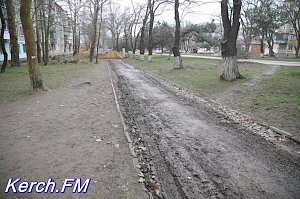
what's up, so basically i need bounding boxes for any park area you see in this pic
[0,56,300,198]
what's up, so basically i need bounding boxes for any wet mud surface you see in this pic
[111,60,300,199]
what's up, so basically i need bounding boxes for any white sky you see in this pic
[115,0,221,25]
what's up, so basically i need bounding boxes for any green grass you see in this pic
[0,63,95,103]
[126,55,266,97]
[252,67,300,118]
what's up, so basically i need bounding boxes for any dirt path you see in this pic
[0,63,148,199]
[112,60,300,199]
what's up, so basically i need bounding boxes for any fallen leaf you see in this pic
[149,179,160,195]
[139,146,147,151]
[138,178,145,183]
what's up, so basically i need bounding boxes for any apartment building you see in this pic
[0,0,73,62]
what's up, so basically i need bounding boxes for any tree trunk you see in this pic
[172,0,183,69]
[40,7,46,62]
[73,8,78,56]
[295,41,300,58]
[6,0,20,67]
[34,0,41,63]
[140,0,150,60]
[148,3,154,62]
[260,35,264,57]
[44,0,52,65]
[95,29,101,64]
[220,0,242,81]
[20,0,45,90]
[77,29,80,53]
[267,37,274,57]
[116,33,120,51]
[89,2,100,62]
[0,1,8,73]
[96,1,103,64]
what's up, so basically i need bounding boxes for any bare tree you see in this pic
[20,0,45,90]
[105,2,124,51]
[147,0,167,62]
[139,0,151,61]
[95,0,107,64]
[89,0,101,62]
[6,0,20,67]
[220,0,242,81]
[172,0,182,68]
[129,1,143,58]
[66,0,87,56]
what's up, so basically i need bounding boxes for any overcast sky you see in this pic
[115,0,221,25]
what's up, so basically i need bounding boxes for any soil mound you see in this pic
[74,50,89,59]
[98,51,124,59]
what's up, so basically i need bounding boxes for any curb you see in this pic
[107,62,136,157]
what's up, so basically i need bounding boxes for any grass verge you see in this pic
[251,67,300,133]
[0,63,95,103]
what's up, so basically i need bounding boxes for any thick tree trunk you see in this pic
[172,0,183,69]
[20,0,45,90]
[220,0,242,81]
[89,2,100,62]
[6,0,20,67]
[0,2,8,73]
[220,56,240,81]
[148,4,154,62]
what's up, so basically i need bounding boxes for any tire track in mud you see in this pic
[110,60,300,199]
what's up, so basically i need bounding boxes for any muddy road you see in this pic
[110,60,300,199]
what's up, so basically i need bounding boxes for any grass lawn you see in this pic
[0,62,95,103]
[126,55,267,97]
[251,67,300,132]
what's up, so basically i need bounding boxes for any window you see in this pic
[23,44,26,53]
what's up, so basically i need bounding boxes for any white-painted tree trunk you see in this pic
[220,56,240,81]
[140,54,144,61]
[173,56,183,69]
[148,55,153,62]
